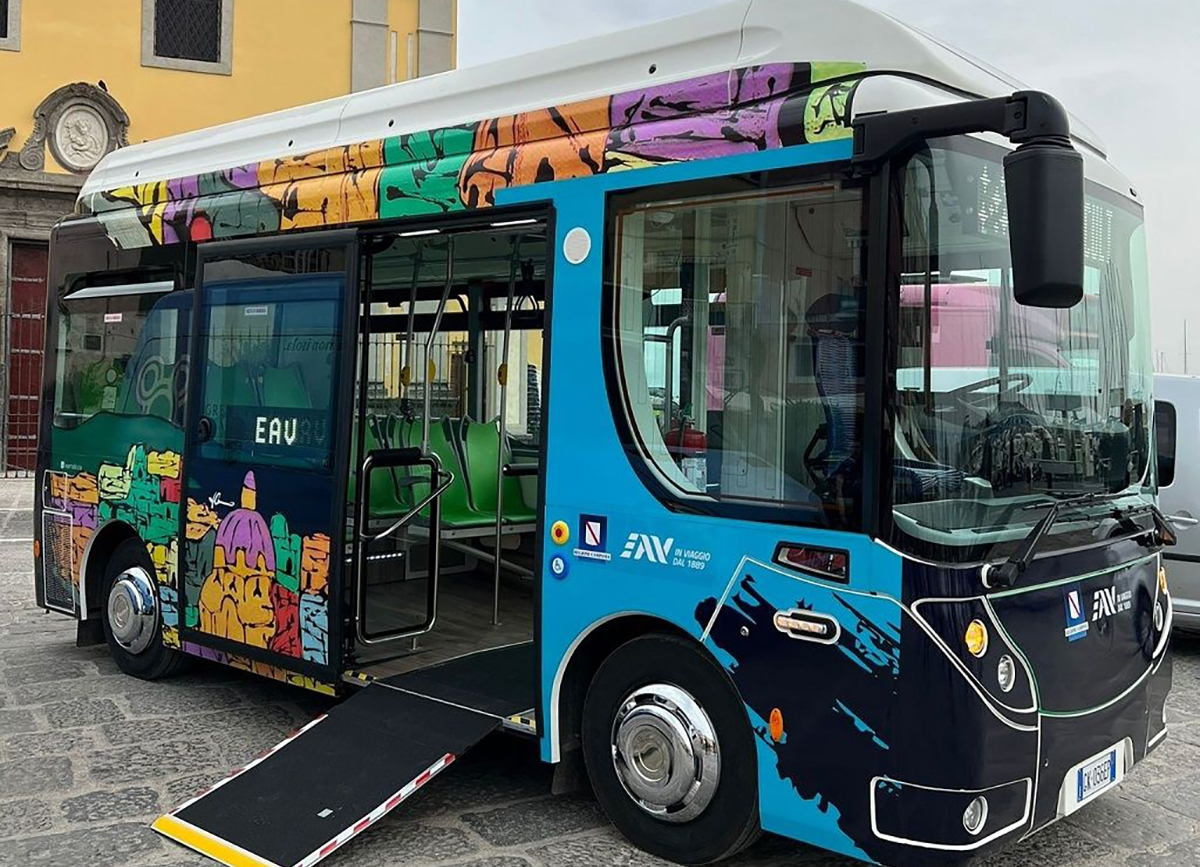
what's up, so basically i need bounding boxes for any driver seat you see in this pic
[804,293,965,504]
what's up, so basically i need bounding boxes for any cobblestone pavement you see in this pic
[3,477,1200,867]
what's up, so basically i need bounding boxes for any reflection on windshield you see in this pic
[891,140,1153,562]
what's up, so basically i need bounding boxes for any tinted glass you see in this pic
[611,179,866,526]
[891,140,1154,562]
[198,276,344,471]
[54,290,184,429]
[1155,401,1176,488]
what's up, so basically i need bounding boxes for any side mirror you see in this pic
[1004,140,1085,308]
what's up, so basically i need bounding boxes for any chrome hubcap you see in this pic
[611,683,720,823]
[107,566,157,655]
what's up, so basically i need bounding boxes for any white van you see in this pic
[1155,373,1200,629]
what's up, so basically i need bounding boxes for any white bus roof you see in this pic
[80,0,1110,200]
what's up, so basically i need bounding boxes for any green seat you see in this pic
[422,418,493,529]
[206,361,259,407]
[459,418,538,525]
[347,416,410,519]
[262,365,312,408]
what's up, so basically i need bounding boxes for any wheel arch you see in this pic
[549,611,748,763]
[79,519,143,621]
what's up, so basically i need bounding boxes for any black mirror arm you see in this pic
[851,90,1073,169]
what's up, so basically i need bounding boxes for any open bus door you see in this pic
[178,231,360,681]
[155,221,548,867]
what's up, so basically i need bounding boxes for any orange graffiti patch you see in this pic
[68,473,99,505]
[265,168,383,232]
[186,498,220,541]
[459,97,610,208]
[300,533,331,596]
[769,707,784,743]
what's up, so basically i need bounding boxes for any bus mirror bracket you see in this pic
[852,90,1084,309]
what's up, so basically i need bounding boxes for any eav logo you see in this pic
[1092,587,1118,621]
[620,533,675,565]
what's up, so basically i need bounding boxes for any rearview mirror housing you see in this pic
[1004,141,1085,308]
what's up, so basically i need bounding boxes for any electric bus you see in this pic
[32,2,1171,865]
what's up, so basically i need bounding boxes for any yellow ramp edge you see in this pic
[153,814,285,867]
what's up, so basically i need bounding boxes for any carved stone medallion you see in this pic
[52,103,111,172]
[6,82,130,174]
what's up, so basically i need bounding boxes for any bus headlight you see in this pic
[997,655,1016,693]
[963,795,989,835]
[1154,601,1165,633]
[965,620,989,658]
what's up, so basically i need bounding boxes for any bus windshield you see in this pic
[891,139,1154,562]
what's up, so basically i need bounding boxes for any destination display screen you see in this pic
[210,405,334,470]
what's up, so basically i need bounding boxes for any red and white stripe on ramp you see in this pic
[295,753,456,867]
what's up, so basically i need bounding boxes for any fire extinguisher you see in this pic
[666,416,708,489]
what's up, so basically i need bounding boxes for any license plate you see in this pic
[1077,751,1117,801]
[1061,743,1125,815]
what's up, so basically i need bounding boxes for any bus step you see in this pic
[152,685,502,867]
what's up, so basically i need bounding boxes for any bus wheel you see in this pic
[100,538,184,680]
[582,634,760,864]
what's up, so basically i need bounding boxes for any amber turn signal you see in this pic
[965,620,989,658]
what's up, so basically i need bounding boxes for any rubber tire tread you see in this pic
[582,633,760,864]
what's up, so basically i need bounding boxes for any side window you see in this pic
[1155,400,1176,488]
[54,290,184,430]
[610,176,867,526]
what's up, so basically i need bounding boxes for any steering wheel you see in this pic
[944,372,1033,408]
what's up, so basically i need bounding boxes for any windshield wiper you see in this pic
[986,491,1134,589]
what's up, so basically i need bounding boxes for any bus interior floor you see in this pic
[349,568,535,681]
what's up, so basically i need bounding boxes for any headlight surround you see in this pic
[997,654,1017,693]
[963,795,989,835]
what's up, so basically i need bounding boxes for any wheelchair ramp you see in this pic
[152,686,501,867]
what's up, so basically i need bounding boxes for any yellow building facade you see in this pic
[0,0,456,473]
[0,0,456,173]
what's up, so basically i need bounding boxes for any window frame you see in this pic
[141,0,234,76]
[601,163,872,532]
[0,0,20,52]
[52,285,182,431]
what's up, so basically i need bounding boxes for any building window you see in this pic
[0,0,21,52]
[608,173,868,529]
[142,0,233,75]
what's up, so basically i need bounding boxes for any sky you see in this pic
[458,0,1199,372]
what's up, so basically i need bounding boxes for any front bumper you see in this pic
[870,594,1172,867]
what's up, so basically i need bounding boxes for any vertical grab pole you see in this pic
[423,236,455,455]
[493,236,521,626]
[402,242,424,406]
[418,236,454,651]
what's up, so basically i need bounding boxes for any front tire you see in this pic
[582,634,760,864]
[100,537,185,680]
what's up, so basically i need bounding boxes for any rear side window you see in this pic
[53,290,185,429]
[608,175,867,528]
[1155,400,1176,488]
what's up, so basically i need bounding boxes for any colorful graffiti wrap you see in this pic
[84,62,865,248]
[44,443,184,646]
[42,439,334,691]
[189,471,331,666]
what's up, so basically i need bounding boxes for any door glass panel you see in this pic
[199,276,344,471]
